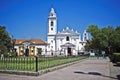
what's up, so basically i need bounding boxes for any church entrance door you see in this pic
[68,47,72,56]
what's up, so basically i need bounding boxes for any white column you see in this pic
[65,48,68,57]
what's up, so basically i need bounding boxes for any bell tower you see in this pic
[47,8,57,51]
[83,30,88,41]
[48,8,57,35]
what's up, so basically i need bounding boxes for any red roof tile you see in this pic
[15,39,47,45]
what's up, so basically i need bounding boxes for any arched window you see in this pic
[51,21,54,26]
[51,28,53,30]
[51,40,53,43]
[66,36,69,41]
[84,37,86,41]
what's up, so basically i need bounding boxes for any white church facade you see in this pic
[14,8,88,57]
[47,8,89,56]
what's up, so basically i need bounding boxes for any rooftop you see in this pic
[15,39,48,45]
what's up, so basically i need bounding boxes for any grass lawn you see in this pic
[0,56,87,72]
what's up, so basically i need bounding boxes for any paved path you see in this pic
[110,62,120,80]
[0,57,115,80]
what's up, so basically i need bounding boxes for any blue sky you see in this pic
[0,0,120,41]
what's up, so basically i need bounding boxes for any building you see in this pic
[14,39,47,56]
[47,8,89,56]
[14,8,88,57]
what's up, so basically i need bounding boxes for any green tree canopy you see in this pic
[0,26,12,52]
[113,26,120,52]
[86,25,120,54]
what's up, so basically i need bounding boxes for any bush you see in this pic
[112,53,120,63]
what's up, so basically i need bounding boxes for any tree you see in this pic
[87,25,99,37]
[100,26,115,54]
[113,26,120,52]
[86,25,102,50]
[85,25,120,55]
[0,26,12,53]
[0,45,7,56]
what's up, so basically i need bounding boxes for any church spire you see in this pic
[48,7,57,35]
[49,7,56,18]
[51,8,55,13]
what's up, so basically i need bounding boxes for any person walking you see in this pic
[102,51,106,59]
[1,53,4,59]
[96,52,100,59]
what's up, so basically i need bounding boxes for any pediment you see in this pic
[57,29,79,36]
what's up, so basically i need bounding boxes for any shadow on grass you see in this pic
[74,71,118,79]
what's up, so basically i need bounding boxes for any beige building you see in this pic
[14,39,47,56]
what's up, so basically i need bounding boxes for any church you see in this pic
[14,8,88,57]
[47,8,88,56]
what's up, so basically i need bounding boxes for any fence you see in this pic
[0,56,87,72]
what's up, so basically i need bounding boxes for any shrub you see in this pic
[113,53,120,63]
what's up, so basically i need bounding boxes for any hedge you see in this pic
[112,53,120,63]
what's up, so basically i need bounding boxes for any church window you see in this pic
[51,28,53,30]
[66,36,69,41]
[51,46,53,48]
[82,43,83,45]
[51,21,54,26]
[51,40,53,43]
[84,37,86,40]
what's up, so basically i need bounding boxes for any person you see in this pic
[1,53,4,59]
[102,51,106,59]
[96,52,100,59]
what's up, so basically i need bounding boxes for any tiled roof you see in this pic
[15,39,48,45]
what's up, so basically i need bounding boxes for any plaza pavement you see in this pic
[0,57,118,80]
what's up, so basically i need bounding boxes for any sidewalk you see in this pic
[110,62,120,80]
[0,57,114,80]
